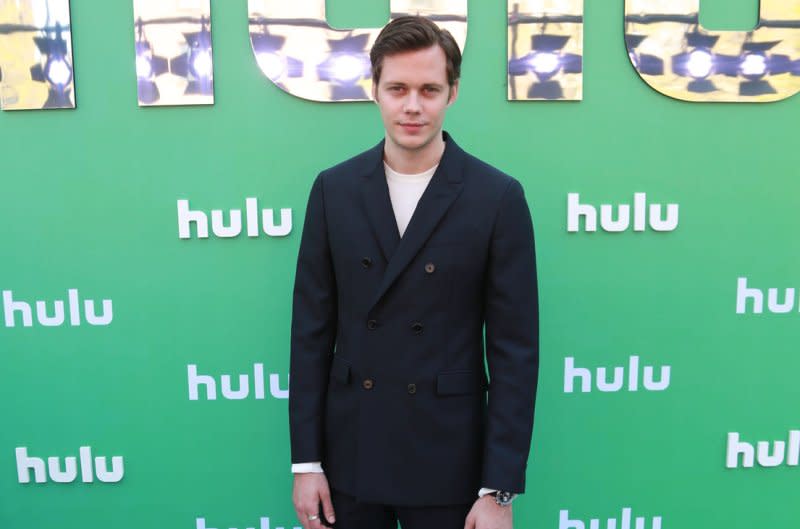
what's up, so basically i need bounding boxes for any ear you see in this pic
[372,81,379,102]
[446,80,459,107]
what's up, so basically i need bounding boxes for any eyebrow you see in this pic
[383,82,445,89]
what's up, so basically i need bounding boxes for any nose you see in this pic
[403,90,421,113]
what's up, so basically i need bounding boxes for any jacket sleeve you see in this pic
[481,179,539,493]
[289,173,338,463]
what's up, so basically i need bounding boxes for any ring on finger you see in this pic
[307,514,320,521]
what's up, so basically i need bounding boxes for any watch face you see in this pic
[495,491,513,505]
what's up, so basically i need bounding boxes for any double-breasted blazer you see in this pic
[289,132,539,506]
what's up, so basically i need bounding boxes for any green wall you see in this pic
[1,1,798,528]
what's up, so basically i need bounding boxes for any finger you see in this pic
[319,486,337,524]
[295,508,309,529]
[309,512,323,529]
[300,501,319,529]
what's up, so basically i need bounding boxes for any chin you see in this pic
[393,133,434,151]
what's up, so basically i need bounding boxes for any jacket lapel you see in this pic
[369,133,465,310]
[360,140,401,263]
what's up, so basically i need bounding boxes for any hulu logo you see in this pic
[726,431,800,468]
[564,356,671,393]
[177,198,292,239]
[736,277,798,314]
[567,193,679,233]
[196,517,301,529]
[560,508,662,529]
[188,364,289,400]
[16,446,124,484]
[3,289,112,328]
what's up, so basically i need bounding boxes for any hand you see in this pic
[464,494,513,529]
[292,472,336,529]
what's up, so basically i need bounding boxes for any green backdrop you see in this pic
[1,0,798,528]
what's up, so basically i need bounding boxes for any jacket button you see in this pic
[361,257,372,268]
[363,379,374,390]
[367,319,378,330]
[411,322,424,334]
[407,383,417,394]
[425,263,435,274]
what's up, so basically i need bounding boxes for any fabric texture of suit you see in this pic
[289,132,539,506]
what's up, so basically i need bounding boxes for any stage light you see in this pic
[624,34,664,76]
[169,15,214,96]
[686,49,713,79]
[670,33,722,94]
[29,21,74,108]
[732,42,782,97]
[136,54,153,79]
[46,57,71,86]
[740,54,767,77]
[256,51,284,81]
[317,33,371,100]
[133,18,169,105]
[192,49,213,79]
[507,33,582,99]
[251,30,303,83]
[528,52,560,75]
[328,53,369,84]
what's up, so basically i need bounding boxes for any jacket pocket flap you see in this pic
[437,371,479,395]
[330,355,351,384]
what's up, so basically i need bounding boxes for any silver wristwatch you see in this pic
[492,490,516,506]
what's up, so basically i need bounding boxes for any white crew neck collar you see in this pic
[384,162,439,182]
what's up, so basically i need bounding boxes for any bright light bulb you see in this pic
[740,54,767,77]
[257,51,285,81]
[46,59,71,86]
[330,54,365,84]
[192,50,213,78]
[529,52,560,75]
[136,55,153,79]
[687,49,713,79]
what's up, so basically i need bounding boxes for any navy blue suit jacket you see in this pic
[289,132,539,506]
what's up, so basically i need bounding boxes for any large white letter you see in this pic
[508,0,584,101]
[248,0,467,102]
[625,0,800,103]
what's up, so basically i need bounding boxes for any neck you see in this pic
[383,130,445,174]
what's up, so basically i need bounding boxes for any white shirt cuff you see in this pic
[292,462,324,473]
[478,488,497,497]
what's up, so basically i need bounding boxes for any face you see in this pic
[372,44,458,156]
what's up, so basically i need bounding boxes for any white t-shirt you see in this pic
[384,162,438,237]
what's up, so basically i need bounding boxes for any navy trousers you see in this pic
[327,488,473,529]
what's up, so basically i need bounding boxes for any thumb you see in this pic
[463,512,476,529]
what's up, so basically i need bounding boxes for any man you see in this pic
[289,16,538,529]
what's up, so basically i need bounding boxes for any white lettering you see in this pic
[559,509,662,529]
[736,277,797,314]
[196,516,302,529]
[16,446,124,484]
[178,198,292,239]
[567,193,678,233]
[2,289,113,328]
[188,364,288,401]
[726,430,800,468]
[564,356,671,393]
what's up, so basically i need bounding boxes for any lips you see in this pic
[399,122,425,132]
